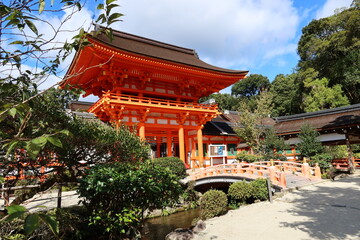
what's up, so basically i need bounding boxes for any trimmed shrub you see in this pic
[152,157,187,178]
[250,178,268,201]
[236,151,263,163]
[78,161,183,239]
[228,181,253,204]
[200,190,228,220]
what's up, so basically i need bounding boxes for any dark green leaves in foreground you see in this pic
[1,205,59,237]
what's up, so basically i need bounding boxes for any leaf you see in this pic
[6,205,27,215]
[25,141,41,158]
[9,40,24,45]
[8,107,16,117]
[3,211,26,222]
[39,214,59,236]
[96,14,106,24]
[47,136,63,148]
[31,136,48,148]
[108,13,123,24]
[24,214,40,234]
[25,19,38,35]
[97,3,104,10]
[38,0,45,14]
[106,0,118,5]
[4,140,19,156]
[76,2,81,11]
[59,129,71,136]
[2,205,27,222]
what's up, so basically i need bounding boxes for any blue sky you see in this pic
[2,0,353,99]
[113,0,353,83]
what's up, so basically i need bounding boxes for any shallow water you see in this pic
[141,208,200,240]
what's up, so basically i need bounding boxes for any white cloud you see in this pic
[315,0,352,19]
[113,0,300,71]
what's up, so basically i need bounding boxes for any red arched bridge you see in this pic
[188,161,322,189]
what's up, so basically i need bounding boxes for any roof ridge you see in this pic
[94,25,198,57]
[275,103,360,122]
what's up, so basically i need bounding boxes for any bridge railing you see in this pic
[253,160,321,179]
[188,161,322,189]
[189,163,286,188]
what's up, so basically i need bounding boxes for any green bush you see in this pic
[181,180,200,210]
[236,151,263,163]
[311,153,333,171]
[228,181,253,204]
[152,157,187,178]
[78,161,183,239]
[250,178,268,201]
[228,179,269,205]
[200,190,228,220]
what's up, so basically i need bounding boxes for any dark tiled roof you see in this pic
[274,104,360,134]
[68,101,93,112]
[92,25,248,75]
[202,121,237,136]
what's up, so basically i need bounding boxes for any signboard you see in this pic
[208,144,227,157]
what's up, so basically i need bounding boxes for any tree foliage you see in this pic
[0,0,125,204]
[270,73,302,116]
[235,90,273,152]
[259,128,287,160]
[199,93,240,111]
[78,161,183,238]
[297,123,324,158]
[297,0,360,104]
[231,74,270,98]
[152,157,187,178]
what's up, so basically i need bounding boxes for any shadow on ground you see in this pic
[280,176,360,239]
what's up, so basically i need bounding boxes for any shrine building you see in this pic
[60,26,248,168]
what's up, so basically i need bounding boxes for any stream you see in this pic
[141,208,200,240]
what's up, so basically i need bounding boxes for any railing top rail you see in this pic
[101,92,218,110]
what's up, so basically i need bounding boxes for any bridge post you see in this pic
[269,166,276,183]
[280,171,287,188]
[315,163,321,179]
[302,162,310,178]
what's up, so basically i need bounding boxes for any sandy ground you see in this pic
[194,173,360,240]
[20,190,82,212]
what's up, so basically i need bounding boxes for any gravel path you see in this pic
[194,173,360,240]
[21,190,82,212]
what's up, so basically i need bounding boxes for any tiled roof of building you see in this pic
[274,104,360,135]
[92,25,248,75]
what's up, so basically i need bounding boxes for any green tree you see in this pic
[235,91,273,153]
[199,93,240,111]
[297,0,360,103]
[303,76,349,112]
[297,123,324,158]
[0,0,124,204]
[259,128,287,160]
[231,74,270,97]
[270,73,302,116]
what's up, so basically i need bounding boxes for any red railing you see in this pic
[89,92,219,113]
[188,161,322,189]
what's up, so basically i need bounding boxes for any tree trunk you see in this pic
[345,134,355,174]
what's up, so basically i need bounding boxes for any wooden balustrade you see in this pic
[90,92,218,113]
[188,160,322,189]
